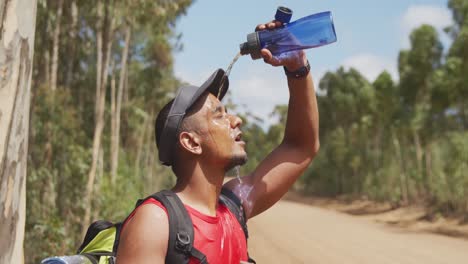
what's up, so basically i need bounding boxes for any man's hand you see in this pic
[255,20,308,71]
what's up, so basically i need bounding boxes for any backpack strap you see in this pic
[220,188,256,263]
[220,187,248,239]
[149,190,208,264]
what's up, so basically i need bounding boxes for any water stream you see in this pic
[217,52,242,99]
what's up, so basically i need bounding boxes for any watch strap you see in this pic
[283,60,310,79]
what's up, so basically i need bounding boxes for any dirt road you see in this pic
[248,200,468,264]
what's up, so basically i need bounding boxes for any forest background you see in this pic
[10,0,468,262]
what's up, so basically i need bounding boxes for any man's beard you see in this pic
[225,153,248,172]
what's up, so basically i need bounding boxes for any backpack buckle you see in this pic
[175,232,191,253]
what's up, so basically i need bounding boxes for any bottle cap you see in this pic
[239,32,262,60]
[275,6,292,24]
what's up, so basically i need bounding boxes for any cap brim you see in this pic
[188,68,229,108]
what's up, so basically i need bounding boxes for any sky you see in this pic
[173,0,453,127]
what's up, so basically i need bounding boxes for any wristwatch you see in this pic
[283,60,310,79]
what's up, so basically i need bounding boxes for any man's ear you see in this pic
[179,131,202,155]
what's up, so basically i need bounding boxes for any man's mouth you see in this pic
[234,132,243,142]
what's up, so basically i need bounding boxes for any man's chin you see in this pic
[225,154,248,171]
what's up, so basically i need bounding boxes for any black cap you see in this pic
[158,69,229,166]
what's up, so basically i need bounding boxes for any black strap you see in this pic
[190,247,208,264]
[220,188,248,239]
[220,187,256,263]
[149,190,208,264]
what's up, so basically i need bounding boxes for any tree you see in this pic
[314,67,375,194]
[398,25,443,196]
[110,23,131,184]
[82,0,115,237]
[446,0,468,129]
[50,0,63,91]
[0,0,38,262]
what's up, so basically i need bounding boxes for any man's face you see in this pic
[190,93,247,170]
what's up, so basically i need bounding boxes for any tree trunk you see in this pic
[82,0,114,237]
[425,143,433,198]
[134,115,150,185]
[93,146,104,221]
[110,25,131,184]
[44,49,50,88]
[110,68,116,178]
[95,0,103,119]
[460,100,468,131]
[42,9,51,88]
[412,129,424,193]
[392,132,408,204]
[144,115,155,194]
[121,59,130,146]
[0,0,37,262]
[65,0,78,88]
[50,0,63,91]
[145,134,155,194]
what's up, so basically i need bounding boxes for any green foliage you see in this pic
[430,132,468,214]
[27,86,91,263]
[26,0,192,263]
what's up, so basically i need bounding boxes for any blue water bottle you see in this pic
[240,7,337,59]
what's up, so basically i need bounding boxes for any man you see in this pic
[116,20,319,263]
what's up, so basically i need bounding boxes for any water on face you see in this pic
[217,52,242,99]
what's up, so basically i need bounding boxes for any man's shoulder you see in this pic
[123,200,169,235]
[116,200,169,262]
[135,201,168,220]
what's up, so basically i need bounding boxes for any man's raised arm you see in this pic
[224,21,320,219]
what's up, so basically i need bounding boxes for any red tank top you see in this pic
[123,198,248,264]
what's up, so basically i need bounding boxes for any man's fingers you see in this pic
[269,56,283,66]
[255,24,266,32]
[266,22,276,29]
[256,20,283,32]
[261,49,283,66]
[261,49,272,61]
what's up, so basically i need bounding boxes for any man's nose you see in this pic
[229,114,243,128]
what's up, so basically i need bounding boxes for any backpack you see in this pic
[72,188,255,264]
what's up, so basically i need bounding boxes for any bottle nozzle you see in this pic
[239,32,262,60]
[239,42,249,55]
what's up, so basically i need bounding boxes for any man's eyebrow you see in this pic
[212,105,223,113]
